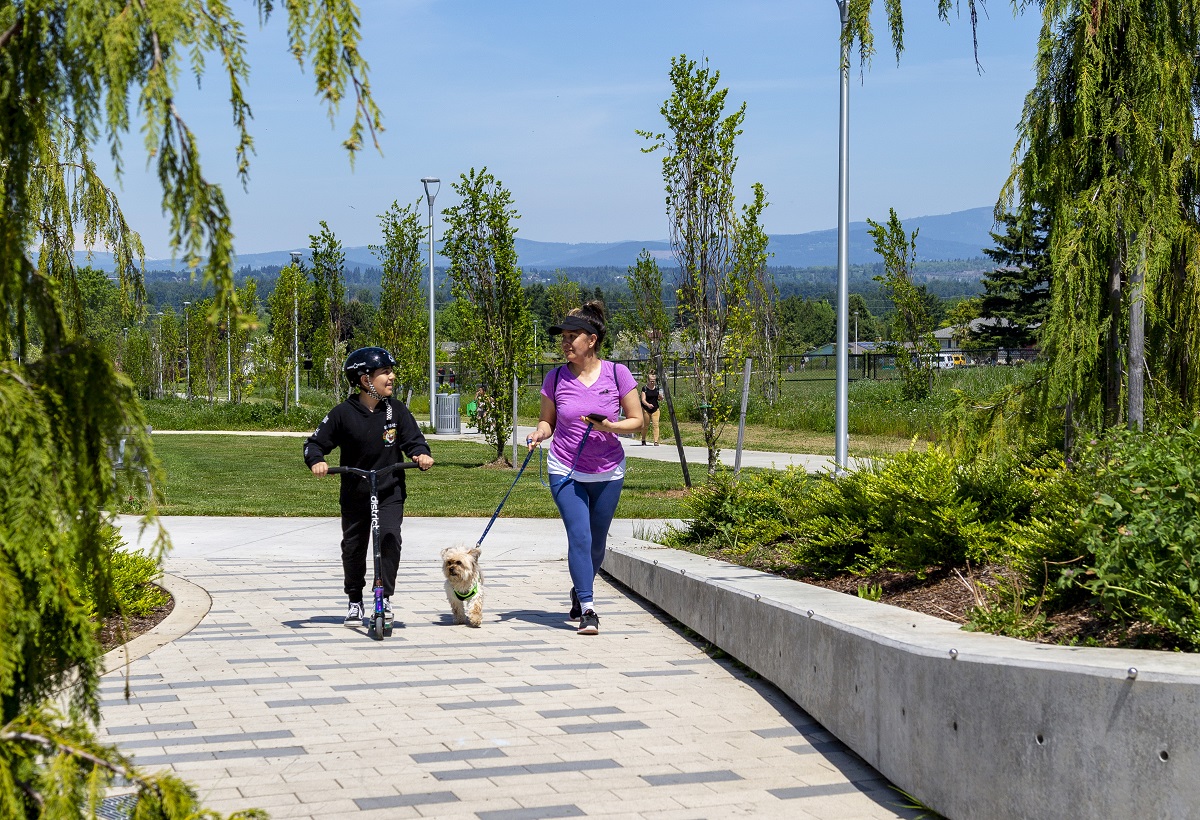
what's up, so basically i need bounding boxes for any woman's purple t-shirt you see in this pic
[541,361,638,475]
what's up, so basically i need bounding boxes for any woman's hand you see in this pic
[580,415,605,430]
[528,422,551,450]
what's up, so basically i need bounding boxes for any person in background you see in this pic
[527,301,642,635]
[640,372,661,446]
[304,347,433,627]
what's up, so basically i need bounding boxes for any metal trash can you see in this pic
[435,392,460,434]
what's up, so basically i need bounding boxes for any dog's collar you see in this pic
[453,583,479,601]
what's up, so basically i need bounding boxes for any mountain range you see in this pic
[75,206,998,273]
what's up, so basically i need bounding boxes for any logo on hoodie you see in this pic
[383,427,396,445]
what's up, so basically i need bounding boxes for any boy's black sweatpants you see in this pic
[340,495,404,601]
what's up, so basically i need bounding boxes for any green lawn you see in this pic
[147,435,697,519]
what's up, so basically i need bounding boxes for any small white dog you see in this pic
[441,546,485,627]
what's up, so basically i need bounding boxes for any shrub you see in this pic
[670,445,1052,578]
[794,446,1014,575]
[1070,424,1200,647]
[83,526,169,620]
[143,396,326,431]
[107,548,170,618]
[672,467,813,560]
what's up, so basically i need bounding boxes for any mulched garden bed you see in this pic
[690,546,1187,651]
[97,586,175,652]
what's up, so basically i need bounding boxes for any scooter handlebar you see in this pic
[328,461,422,479]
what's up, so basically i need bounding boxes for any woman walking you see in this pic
[640,372,661,445]
[527,301,642,635]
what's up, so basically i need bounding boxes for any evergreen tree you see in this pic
[976,209,1050,349]
[1000,3,1200,430]
[0,2,380,815]
[778,297,836,352]
[848,293,879,343]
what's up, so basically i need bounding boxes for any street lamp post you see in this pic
[421,177,441,430]
[834,0,851,474]
[290,252,302,406]
[183,301,191,400]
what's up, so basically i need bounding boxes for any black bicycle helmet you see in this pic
[344,346,396,387]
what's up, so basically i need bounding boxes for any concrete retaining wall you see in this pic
[604,539,1200,820]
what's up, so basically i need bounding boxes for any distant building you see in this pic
[805,341,882,357]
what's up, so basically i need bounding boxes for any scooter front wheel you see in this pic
[373,614,386,640]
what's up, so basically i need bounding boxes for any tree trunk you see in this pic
[1104,237,1124,427]
[1128,245,1145,431]
[657,355,691,488]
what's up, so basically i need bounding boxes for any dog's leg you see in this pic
[466,593,483,628]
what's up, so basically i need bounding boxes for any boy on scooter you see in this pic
[304,347,433,626]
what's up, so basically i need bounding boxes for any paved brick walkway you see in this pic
[104,517,918,819]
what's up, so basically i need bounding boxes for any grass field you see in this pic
[146,435,699,519]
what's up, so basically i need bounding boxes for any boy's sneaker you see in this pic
[577,610,599,635]
[345,601,363,626]
[383,597,394,623]
[569,588,581,620]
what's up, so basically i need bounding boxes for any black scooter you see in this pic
[329,461,420,640]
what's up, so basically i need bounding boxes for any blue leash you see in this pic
[475,439,541,550]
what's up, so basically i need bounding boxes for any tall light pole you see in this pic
[422,177,441,430]
[290,251,302,406]
[834,0,850,473]
[183,301,191,400]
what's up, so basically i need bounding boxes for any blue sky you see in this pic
[98,1,1044,259]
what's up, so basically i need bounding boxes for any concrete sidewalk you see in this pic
[104,515,917,819]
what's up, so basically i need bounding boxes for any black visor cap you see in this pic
[548,316,598,336]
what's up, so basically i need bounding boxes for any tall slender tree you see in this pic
[441,168,533,462]
[869,209,937,400]
[736,184,780,404]
[159,307,182,394]
[266,262,310,413]
[372,200,428,396]
[639,55,770,473]
[309,221,347,400]
[229,280,259,403]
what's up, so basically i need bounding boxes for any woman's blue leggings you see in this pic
[550,476,624,607]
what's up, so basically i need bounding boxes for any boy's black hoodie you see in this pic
[303,394,430,504]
